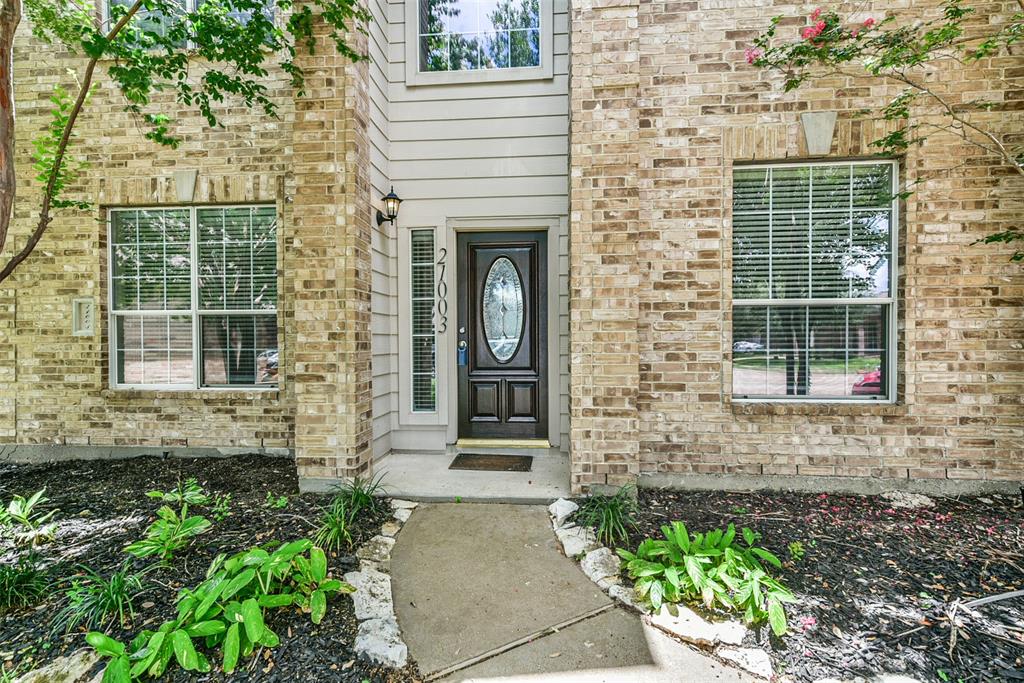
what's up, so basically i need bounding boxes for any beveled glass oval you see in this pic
[482,257,524,362]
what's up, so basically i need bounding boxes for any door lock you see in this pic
[457,339,468,366]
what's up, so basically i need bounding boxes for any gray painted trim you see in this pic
[639,472,1022,497]
[0,444,292,464]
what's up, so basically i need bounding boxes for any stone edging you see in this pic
[547,498,773,681]
[344,498,418,669]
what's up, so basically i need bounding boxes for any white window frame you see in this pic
[730,159,899,404]
[404,0,554,86]
[107,204,280,392]
[410,228,438,413]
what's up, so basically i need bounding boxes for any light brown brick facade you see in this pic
[569,0,1024,492]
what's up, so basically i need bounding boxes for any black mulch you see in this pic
[623,488,1024,683]
[0,455,422,683]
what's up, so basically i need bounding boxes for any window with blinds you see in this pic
[410,230,437,412]
[731,162,897,401]
[110,206,279,389]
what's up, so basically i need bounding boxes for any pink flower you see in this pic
[798,615,818,632]
[818,493,828,500]
[851,27,860,37]
[863,17,875,27]
[744,46,763,64]
[811,7,822,20]
[801,20,827,41]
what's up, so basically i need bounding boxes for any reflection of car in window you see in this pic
[257,349,278,384]
[852,368,882,395]
[732,341,765,353]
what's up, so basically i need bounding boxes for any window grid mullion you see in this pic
[190,207,200,389]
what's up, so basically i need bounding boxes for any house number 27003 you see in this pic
[435,247,448,334]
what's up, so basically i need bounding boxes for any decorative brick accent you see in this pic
[569,0,1024,492]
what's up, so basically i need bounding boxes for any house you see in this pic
[2,0,1021,495]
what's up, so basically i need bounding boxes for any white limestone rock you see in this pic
[880,491,934,509]
[649,604,746,647]
[344,568,394,621]
[555,525,598,557]
[718,646,773,679]
[356,535,396,569]
[393,507,413,523]
[609,584,650,614]
[390,499,418,510]
[380,520,402,537]
[580,547,621,589]
[355,616,408,668]
[15,649,99,683]
[548,498,579,528]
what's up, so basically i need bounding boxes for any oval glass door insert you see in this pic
[482,257,524,362]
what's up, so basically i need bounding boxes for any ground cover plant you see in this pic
[625,488,1024,682]
[0,455,416,682]
[574,485,638,546]
[51,562,151,635]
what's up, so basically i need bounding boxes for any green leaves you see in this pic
[241,598,265,642]
[222,623,240,674]
[125,504,212,561]
[574,485,638,547]
[620,522,796,635]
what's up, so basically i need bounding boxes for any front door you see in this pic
[457,232,548,440]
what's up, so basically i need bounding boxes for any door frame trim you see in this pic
[445,216,562,448]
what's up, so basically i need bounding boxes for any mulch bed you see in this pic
[624,487,1024,682]
[0,454,422,682]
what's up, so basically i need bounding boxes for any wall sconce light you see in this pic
[376,186,402,226]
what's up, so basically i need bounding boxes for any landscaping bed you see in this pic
[624,487,1024,682]
[0,454,421,682]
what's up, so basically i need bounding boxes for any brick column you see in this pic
[291,19,374,492]
[568,0,642,493]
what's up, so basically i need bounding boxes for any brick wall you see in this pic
[2,9,373,483]
[569,0,1024,492]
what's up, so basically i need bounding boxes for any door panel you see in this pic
[458,231,548,440]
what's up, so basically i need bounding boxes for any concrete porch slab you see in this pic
[375,451,570,503]
[391,503,609,676]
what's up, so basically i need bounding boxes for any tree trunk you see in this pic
[0,0,20,259]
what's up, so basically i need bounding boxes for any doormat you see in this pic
[449,453,533,472]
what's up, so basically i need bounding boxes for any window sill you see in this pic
[405,63,553,87]
[729,399,905,417]
[103,387,281,400]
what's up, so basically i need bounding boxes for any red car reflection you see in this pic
[852,368,882,395]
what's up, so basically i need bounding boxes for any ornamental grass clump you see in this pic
[52,562,151,634]
[575,485,638,546]
[618,522,796,636]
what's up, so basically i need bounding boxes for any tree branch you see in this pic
[0,0,143,284]
[0,0,22,263]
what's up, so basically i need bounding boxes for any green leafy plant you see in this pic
[264,493,288,509]
[0,555,48,610]
[334,472,387,517]
[210,494,232,523]
[52,563,151,634]
[88,540,353,680]
[4,488,57,547]
[575,485,638,547]
[146,478,210,506]
[787,541,805,563]
[313,498,353,551]
[125,505,212,561]
[618,522,796,636]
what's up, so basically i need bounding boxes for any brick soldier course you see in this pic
[2,0,1022,494]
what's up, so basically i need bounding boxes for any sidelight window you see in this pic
[411,230,437,412]
[731,161,897,401]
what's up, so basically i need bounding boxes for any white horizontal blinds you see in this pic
[111,209,194,386]
[411,230,437,412]
[197,207,279,387]
[109,206,278,389]
[732,162,895,400]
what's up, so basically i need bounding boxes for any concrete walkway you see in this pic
[391,503,754,682]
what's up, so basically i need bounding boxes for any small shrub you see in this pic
[210,494,232,523]
[334,472,387,518]
[52,563,150,634]
[125,504,212,561]
[618,522,796,636]
[787,541,805,562]
[0,556,47,610]
[5,489,57,547]
[575,485,638,546]
[89,540,353,679]
[146,478,209,506]
[313,498,353,551]
[264,492,288,509]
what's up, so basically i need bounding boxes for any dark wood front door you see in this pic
[457,231,548,440]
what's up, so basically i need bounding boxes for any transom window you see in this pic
[731,161,897,401]
[109,206,279,389]
[418,0,541,72]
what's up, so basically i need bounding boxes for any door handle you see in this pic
[458,339,468,366]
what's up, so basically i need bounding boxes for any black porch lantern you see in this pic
[376,186,402,226]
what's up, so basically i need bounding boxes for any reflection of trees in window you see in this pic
[419,0,540,72]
